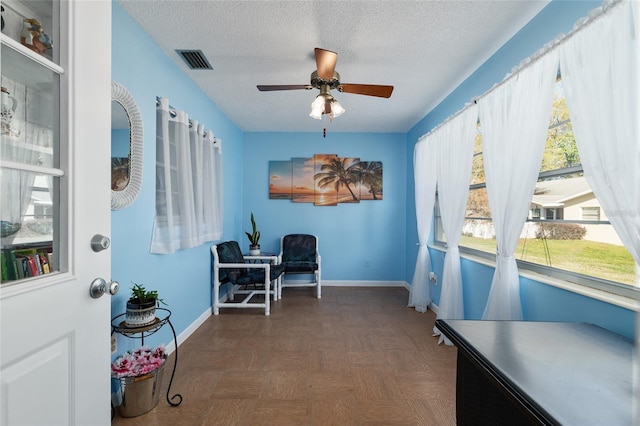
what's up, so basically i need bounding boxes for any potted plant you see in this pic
[245,212,261,255]
[125,283,165,327]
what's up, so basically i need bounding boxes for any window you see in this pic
[150,98,223,254]
[434,79,637,297]
[582,207,600,221]
[544,208,563,220]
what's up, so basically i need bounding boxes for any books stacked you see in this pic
[1,246,54,282]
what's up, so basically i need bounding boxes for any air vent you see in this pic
[176,49,213,70]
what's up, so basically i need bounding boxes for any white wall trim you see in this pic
[322,280,408,287]
[429,244,639,312]
[165,308,210,355]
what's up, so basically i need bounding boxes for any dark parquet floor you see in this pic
[112,286,457,425]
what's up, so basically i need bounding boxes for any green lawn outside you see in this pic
[460,235,636,285]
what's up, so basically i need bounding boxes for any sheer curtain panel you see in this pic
[150,98,223,254]
[409,135,438,312]
[479,50,559,320]
[559,0,639,267]
[0,79,54,228]
[433,104,477,345]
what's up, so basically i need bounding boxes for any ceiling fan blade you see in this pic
[257,85,313,91]
[315,48,338,81]
[338,84,394,98]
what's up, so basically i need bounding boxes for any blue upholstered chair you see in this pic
[278,234,321,298]
[211,241,284,315]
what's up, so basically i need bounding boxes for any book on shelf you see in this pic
[1,245,54,282]
[1,249,20,281]
[1,251,9,281]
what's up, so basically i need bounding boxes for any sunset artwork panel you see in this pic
[291,157,315,203]
[313,154,338,206]
[269,154,383,205]
[269,161,292,199]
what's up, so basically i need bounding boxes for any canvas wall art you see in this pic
[269,154,383,205]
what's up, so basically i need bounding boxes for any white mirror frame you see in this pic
[111,81,143,210]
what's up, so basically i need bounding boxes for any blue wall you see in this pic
[407,0,635,340]
[243,132,407,281]
[111,2,243,352]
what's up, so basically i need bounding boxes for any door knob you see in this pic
[89,278,119,298]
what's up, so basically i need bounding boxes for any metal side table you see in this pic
[111,308,182,407]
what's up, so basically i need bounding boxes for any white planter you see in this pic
[125,301,156,327]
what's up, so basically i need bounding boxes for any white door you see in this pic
[0,1,112,425]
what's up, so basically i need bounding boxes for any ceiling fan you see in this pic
[257,48,394,120]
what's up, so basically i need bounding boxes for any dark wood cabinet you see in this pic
[435,319,634,426]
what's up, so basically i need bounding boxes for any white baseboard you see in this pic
[322,280,408,288]
[165,308,210,355]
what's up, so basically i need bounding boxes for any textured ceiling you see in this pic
[117,0,549,133]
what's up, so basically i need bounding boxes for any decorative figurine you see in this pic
[20,18,53,55]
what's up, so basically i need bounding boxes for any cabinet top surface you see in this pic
[436,319,634,426]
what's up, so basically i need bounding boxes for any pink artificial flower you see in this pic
[111,345,167,378]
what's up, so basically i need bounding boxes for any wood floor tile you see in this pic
[111,287,458,425]
[259,371,310,400]
[247,399,311,425]
[259,350,313,371]
[352,399,416,425]
[202,399,257,425]
[352,370,405,400]
[347,350,391,370]
[395,371,457,400]
[307,371,356,400]
[210,371,269,399]
[310,399,355,426]
[308,348,351,372]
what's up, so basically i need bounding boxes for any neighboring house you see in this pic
[462,176,623,246]
[529,176,623,246]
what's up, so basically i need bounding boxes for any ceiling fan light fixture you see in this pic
[330,99,345,118]
[310,95,326,119]
[310,94,346,120]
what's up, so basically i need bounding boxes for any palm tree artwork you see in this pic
[268,154,383,205]
[314,155,361,205]
[358,161,383,200]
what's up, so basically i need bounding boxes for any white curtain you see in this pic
[150,98,223,254]
[1,78,54,230]
[201,129,223,243]
[433,104,477,345]
[479,50,559,320]
[409,135,438,312]
[560,4,638,418]
[560,0,639,267]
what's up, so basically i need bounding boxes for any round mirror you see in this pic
[111,81,143,210]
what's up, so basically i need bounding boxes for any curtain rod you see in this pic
[155,96,220,142]
[418,0,624,143]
